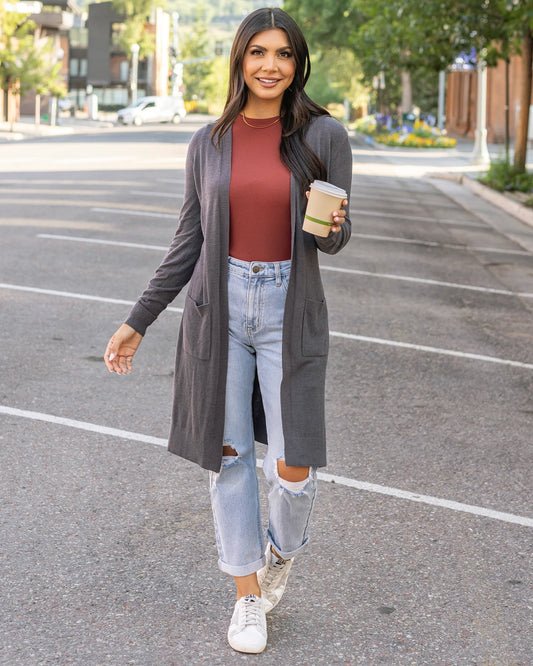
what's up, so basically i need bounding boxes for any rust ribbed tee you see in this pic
[229,114,292,262]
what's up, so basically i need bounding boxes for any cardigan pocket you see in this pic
[301,297,329,357]
[183,293,211,360]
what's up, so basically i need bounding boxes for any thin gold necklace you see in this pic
[241,111,280,128]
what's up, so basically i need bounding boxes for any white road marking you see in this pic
[319,264,533,299]
[1,282,530,369]
[1,405,531,528]
[351,208,486,229]
[92,207,176,219]
[330,331,533,370]
[0,283,183,313]
[38,234,169,252]
[48,157,186,166]
[0,406,167,447]
[314,469,533,528]
[37,234,533,299]
[86,210,531,256]
[132,191,182,199]
[353,232,533,256]
[351,192,458,208]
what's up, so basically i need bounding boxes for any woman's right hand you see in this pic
[104,323,143,375]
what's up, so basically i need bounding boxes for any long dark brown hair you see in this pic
[211,7,329,192]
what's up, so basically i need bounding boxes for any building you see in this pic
[79,1,169,111]
[445,52,533,143]
[3,0,82,119]
[7,0,170,121]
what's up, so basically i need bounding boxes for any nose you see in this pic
[262,54,277,71]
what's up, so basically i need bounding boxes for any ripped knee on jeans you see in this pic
[277,459,310,493]
[221,443,239,467]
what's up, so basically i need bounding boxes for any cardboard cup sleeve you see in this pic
[303,180,348,237]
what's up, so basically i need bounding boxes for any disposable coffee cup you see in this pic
[303,180,347,237]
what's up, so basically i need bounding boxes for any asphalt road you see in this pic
[1,118,532,665]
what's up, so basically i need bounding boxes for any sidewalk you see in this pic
[0,111,116,142]
[350,129,533,230]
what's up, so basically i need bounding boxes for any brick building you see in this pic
[7,0,170,121]
[445,52,533,143]
[79,1,169,110]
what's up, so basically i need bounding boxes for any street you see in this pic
[1,118,532,665]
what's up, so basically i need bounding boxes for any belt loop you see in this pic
[275,262,281,286]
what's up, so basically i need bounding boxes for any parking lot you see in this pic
[1,118,532,664]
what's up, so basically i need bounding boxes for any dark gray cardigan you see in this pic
[126,114,353,472]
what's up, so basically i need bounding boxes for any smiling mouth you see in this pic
[257,78,280,84]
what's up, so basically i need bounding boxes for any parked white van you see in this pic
[117,95,187,126]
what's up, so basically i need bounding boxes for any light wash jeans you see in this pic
[209,257,318,577]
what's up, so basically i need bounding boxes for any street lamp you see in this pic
[472,59,490,165]
[437,70,446,131]
[50,47,65,127]
[130,43,140,104]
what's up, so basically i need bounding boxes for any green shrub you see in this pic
[479,160,533,193]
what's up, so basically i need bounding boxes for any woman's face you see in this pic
[242,29,296,110]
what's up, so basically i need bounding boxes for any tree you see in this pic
[203,55,229,114]
[286,0,533,172]
[0,3,66,128]
[180,6,212,101]
[513,27,532,172]
[305,48,370,112]
[111,0,166,59]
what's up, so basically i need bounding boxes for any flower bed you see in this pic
[354,116,456,149]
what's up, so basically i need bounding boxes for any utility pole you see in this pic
[130,43,140,104]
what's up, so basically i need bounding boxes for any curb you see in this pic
[0,127,75,142]
[429,172,533,230]
[349,130,388,150]
[0,119,116,142]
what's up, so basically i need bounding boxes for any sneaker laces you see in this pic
[262,558,287,587]
[241,595,263,627]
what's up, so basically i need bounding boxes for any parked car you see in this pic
[58,96,76,116]
[117,95,187,126]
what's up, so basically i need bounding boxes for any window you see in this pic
[119,61,129,82]
[69,59,79,77]
[111,23,125,50]
[69,28,88,49]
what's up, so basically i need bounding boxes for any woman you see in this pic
[104,7,352,654]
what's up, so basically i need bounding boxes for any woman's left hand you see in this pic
[331,198,348,233]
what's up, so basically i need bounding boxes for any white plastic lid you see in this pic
[310,180,347,199]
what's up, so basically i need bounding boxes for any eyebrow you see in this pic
[248,43,292,52]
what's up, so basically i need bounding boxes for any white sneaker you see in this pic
[227,594,267,654]
[257,546,293,613]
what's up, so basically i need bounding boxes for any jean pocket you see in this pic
[183,293,211,360]
[301,297,329,357]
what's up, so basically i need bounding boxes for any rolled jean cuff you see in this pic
[266,533,310,561]
[217,554,266,577]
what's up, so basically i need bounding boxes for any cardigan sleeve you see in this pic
[125,128,206,335]
[311,117,353,255]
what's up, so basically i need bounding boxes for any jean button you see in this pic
[252,265,262,273]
